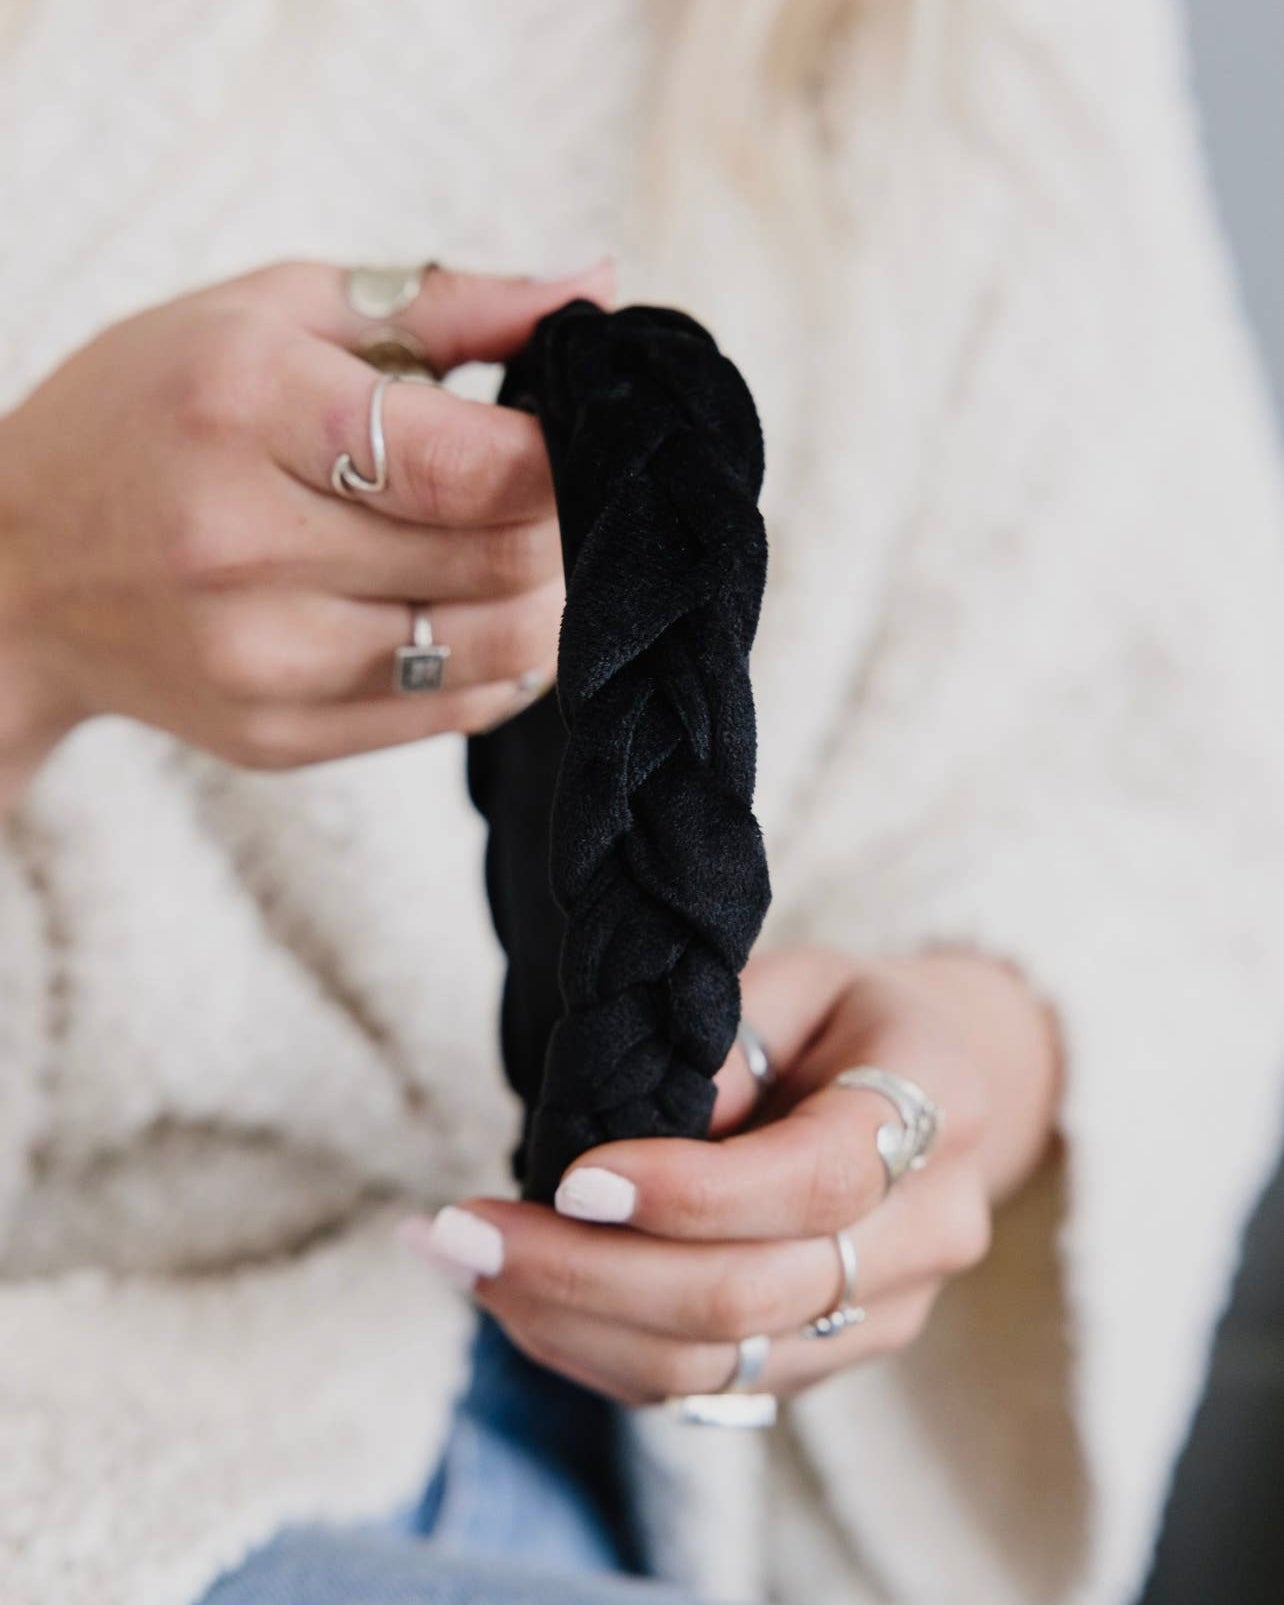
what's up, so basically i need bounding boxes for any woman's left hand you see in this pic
[404,945,1061,1404]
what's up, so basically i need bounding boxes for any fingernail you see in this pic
[399,1207,504,1287]
[516,668,552,698]
[534,253,614,285]
[554,1167,637,1224]
[396,1215,471,1290]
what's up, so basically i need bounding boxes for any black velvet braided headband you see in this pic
[467,301,771,1203]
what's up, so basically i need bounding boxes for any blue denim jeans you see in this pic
[198,1314,694,1604]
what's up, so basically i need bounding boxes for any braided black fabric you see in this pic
[467,301,771,1202]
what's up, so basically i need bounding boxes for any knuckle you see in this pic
[168,503,281,594]
[168,306,279,439]
[193,618,287,704]
[167,502,239,588]
[703,1266,771,1343]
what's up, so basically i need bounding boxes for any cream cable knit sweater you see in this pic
[4,3,1284,1603]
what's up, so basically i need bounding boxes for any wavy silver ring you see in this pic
[836,1066,942,1192]
[331,371,433,500]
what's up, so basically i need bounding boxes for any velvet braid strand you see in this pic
[468,301,771,1202]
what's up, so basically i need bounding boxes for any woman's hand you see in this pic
[0,257,613,801]
[405,946,1061,1404]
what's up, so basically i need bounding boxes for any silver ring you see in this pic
[667,1334,777,1430]
[331,371,432,500]
[394,605,451,694]
[724,1333,771,1392]
[835,1066,941,1190]
[346,265,443,378]
[737,1019,776,1096]
[668,1392,778,1429]
[802,1228,867,1339]
[345,263,436,321]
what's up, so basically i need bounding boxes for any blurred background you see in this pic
[1140,15,1284,1603]
[1186,0,1284,414]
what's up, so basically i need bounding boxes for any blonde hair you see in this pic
[651,0,851,202]
[645,0,946,294]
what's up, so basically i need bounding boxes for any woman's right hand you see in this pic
[0,258,612,795]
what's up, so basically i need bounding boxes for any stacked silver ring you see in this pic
[346,262,441,375]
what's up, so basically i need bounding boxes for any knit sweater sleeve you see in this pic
[755,26,1284,1603]
[0,828,49,1249]
[767,353,1284,1605]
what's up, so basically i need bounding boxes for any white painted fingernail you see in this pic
[555,1167,637,1224]
[411,1207,505,1285]
[396,1215,476,1291]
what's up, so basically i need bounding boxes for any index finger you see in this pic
[232,258,614,375]
[271,336,555,527]
[555,1079,897,1242]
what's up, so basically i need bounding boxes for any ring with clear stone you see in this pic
[802,1227,866,1340]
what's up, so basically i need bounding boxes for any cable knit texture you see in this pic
[472,302,770,1200]
[3,3,1284,1604]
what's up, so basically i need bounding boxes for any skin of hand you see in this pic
[0,257,615,809]
[403,945,1062,1404]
